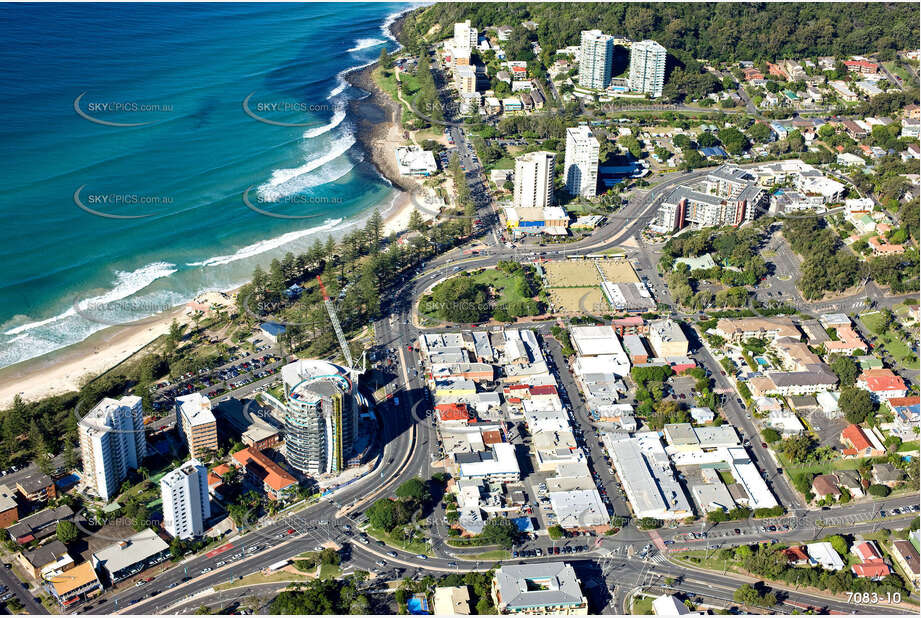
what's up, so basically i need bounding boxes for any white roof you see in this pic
[92,528,169,574]
[653,594,690,615]
[458,443,520,479]
[807,542,845,571]
[570,325,624,357]
[176,393,215,427]
[548,489,608,528]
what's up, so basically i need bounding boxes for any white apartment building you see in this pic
[79,396,147,502]
[160,459,210,540]
[455,66,477,94]
[513,151,555,208]
[577,30,613,90]
[564,126,600,198]
[629,40,667,97]
[453,20,477,63]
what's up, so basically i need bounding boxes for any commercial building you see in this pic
[577,30,613,90]
[232,446,299,501]
[604,432,692,521]
[629,40,667,97]
[213,397,281,451]
[564,126,600,198]
[457,443,520,483]
[91,528,171,584]
[395,146,437,176]
[160,458,210,540]
[47,561,102,609]
[176,393,218,460]
[79,395,147,502]
[513,151,555,208]
[601,281,656,312]
[279,359,357,475]
[492,562,589,614]
[548,489,608,529]
[648,319,688,359]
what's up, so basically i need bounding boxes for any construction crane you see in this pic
[316,275,363,376]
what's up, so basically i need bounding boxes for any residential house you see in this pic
[872,462,905,487]
[857,369,908,400]
[891,540,920,589]
[811,474,840,500]
[840,424,885,458]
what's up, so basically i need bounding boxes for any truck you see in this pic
[266,559,290,573]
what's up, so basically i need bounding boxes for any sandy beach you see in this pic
[0,11,420,410]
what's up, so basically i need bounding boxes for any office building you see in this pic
[564,126,600,198]
[91,528,171,584]
[160,459,210,540]
[79,396,147,502]
[279,359,357,475]
[176,393,218,460]
[577,30,613,90]
[513,151,555,208]
[492,562,589,614]
[629,40,667,97]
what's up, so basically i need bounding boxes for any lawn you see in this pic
[458,549,510,561]
[490,157,515,170]
[672,549,740,573]
[775,452,862,476]
[718,469,736,486]
[858,312,919,370]
[365,526,431,556]
[631,595,654,615]
[467,268,533,314]
[318,563,341,580]
[213,570,310,591]
[897,441,919,453]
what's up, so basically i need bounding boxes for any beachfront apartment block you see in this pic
[629,40,667,97]
[577,30,613,90]
[564,126,600,198]
[176,393,218,460]
[160,458,210,540]
[79,396,147,502]
[453,20,477,64]
[513,151,555,208]
[455,66,477,94]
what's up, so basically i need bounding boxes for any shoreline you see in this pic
[0,9,421,409]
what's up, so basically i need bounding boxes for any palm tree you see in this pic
[137,466,150,481]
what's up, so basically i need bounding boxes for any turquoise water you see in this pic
[0,3,412,368]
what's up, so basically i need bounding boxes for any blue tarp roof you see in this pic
[700,146,728,157]
[260,322,286,336]
[512,516,535,532]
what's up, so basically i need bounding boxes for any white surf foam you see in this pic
[348,38,385,52]
[3,261,178,336]
[187,218,343,268]
[303,104,347,139]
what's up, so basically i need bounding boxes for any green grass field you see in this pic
[365,526,431,556]
[859,312,919,370]
[631,595,654,615]
[457,549,510,561]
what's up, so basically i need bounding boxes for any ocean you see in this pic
[0,2,411,369]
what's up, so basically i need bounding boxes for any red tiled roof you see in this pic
[232,447,297,492]
[782,546,809,562]
[437,403,471,422]
[854,541,882,562]
[481,430,503,445]
[852,561,890,578]
[529,385,558,396]
[841,424,872,451]
[859,369,906,392]
[887,396,919,408]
